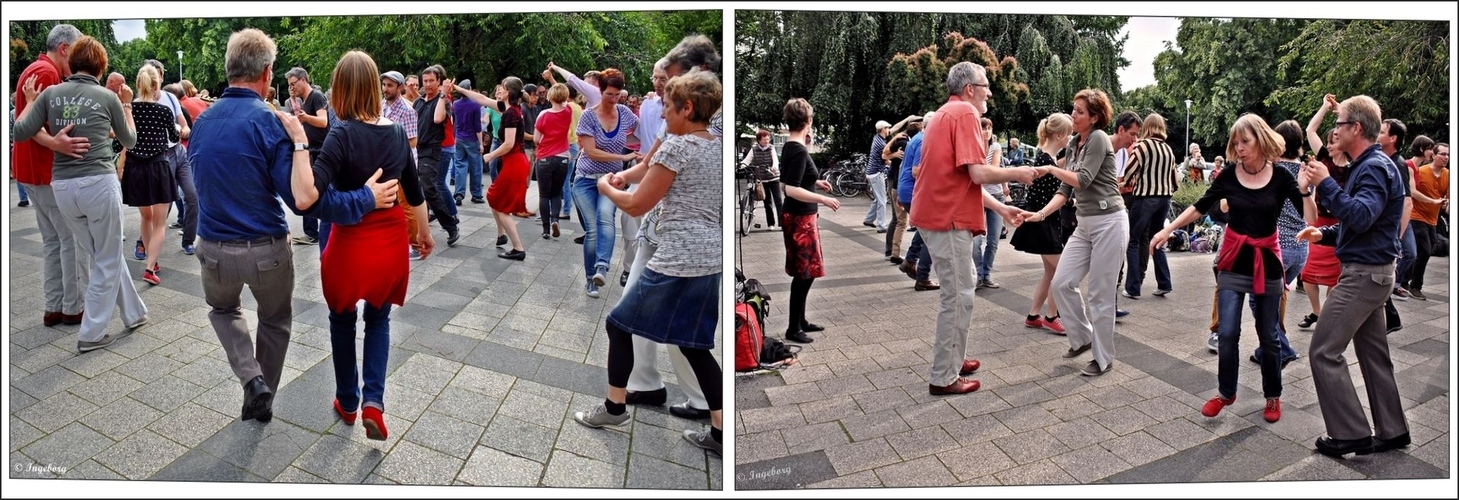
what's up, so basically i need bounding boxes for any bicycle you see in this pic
[824,155,870,198]
[735,166,766,236]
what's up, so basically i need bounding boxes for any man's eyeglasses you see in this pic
[969,83,989,88]
[1334,120,1355,129]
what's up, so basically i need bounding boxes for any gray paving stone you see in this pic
[57,349,129,378]
[372,440,464,485]
[458,445,544,487]
[875,454,957,487]
[404,410,486,460]
[59,459,125,480]
[798,395,863,425]
[1089,405,1162,436]
[128,375,206,413]
[151,449,267,482]
[804,469,882,489]
[389,359,458,395]
[65,370,145,407]
[146,402,234,447]
[822,437,901,476]
[624,419,705,471]
[78,396,164,441]
[274,466,329,483]
[9,389,38,414]
[1084,384,1148,410]
[379,382,437,422]
[739,405,808,434]
[541,450,624,488]
[991,404,1063,433]
[199,418,322,480]
[994,458,1078,485]
[851,386,917,410]
[498,388,569,430]
[13,364,87,401]
[946,391,1013,418]
[885,425,960,461]
[840,408,912,442]
[9,418,45,453]
[993,428,1071,465]
[1145,417,1220,451]
[554,410,631,466]
[293,434,387,484]
[735,430,789,465]
[1045,416,1120,451]
[1130,394,1198,423]
[114,352,186,383]
[936,441,1020,482]
[11,344,72,374]
[763,382,828,407]
[92,428,189,480]
[942,413,1015,447]
[479,415,558,463]
[626,452,707,490]
[16,390,100,434]
[991,380,1059,407]
[779,421,850,455]
[1099,430,1179,467]
[1049,443,1134,483]
[20,422,115,469]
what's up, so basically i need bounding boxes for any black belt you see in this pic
[215,235,284,246]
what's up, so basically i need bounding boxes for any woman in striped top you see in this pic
[570,68,640,298]
[1121,113,1178,298]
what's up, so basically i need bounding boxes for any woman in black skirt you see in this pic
[121,64,181,286]
[1012,113,1073,335]
[779,98,840,344]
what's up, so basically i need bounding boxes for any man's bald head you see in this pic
[106,72,126,92]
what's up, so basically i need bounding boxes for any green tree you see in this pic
[9,20,117,90]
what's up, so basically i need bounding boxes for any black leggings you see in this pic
[606,322,722,411]
[760,180,783,227]
[536,155,571,231]
[786,276,815,336]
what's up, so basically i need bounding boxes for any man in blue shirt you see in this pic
[190,28,394,423]
[1296,95,1410,459]
[896,111,936,290]
[1007,137,1025,166]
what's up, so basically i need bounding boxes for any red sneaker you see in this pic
[1024,317,1045,329]
[1263,398,1281,423]
[142,269,161,286]
[1201,395,1235,417]
[361,406,388,440]
[1043,316,1067,335]
[334,399,357,425]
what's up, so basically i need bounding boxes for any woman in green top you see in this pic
[14,36,147,354]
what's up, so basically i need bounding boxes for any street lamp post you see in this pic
[177,50,183,82]
[1184,99,1192,159]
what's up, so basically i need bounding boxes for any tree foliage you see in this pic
[10,12,720,100]
[1129,17,1448,158]
[736,11,1128,159]
[8,20,116,90]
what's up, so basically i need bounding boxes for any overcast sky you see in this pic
[112,19,145,42]
[1117,17,1182,91]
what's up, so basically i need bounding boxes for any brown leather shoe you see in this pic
[61,311,84,325]
[43,311,63,327]
[929,378,980,396]
[899,260,917,279]
[914,280,940,291]
[960,359,981,376]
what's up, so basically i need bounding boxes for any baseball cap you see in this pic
[875,120,891,130]
[381,71,405,86]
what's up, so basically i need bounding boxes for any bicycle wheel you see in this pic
[823,171,844,197]
[740,189,753,236]
[838,172,863,198]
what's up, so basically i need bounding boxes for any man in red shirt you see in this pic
[909,61,1039,396]
[13,24,93,327]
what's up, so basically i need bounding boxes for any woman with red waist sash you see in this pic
[1154,114,1316,424]
[285,50,434,441]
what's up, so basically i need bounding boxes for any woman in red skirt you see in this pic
[285,51,433,440]
[451,77,530,260]
[1297,109,1350,330]
[777,98,841,344]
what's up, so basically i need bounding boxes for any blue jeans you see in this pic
[1395,221,1416,288]
[16,182,28,203]
[901,202,932,281]
[435,146,457,218]
[330,303,392,412]
[454,138,485,200]
[970,207,1002,281]
[562,144,579,217]
[570,174,617,279]
[1217,288,1283,399]
[487,138,503,182]
[1253,245,1307,361]
[1124,196,1172,295]
[864,172,887,229]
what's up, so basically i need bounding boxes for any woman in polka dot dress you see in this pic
[120,64,182,286]
[1011,113,1074,334]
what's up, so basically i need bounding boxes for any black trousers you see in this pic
[416,146,459,232]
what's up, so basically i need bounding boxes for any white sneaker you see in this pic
[409,248,423,261]
[1207,332,1220,353]
[574,404,629,428]
[682,426,722,456]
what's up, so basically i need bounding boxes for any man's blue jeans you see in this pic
[435,146,457,218]
[454,138,485,200]
[1125,196,1173,295]
[562,143,578,218]
[570,174,617,279]
[1218,289,1283,399]
[970,207,1002,282]
[1395,221,1416,289]
[901,202,932,281]
[330,302,392,412]
[487,138,503,182]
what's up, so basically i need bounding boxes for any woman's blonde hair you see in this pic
[136,64,161,101]
[1140,113,1167,140]
[329,50,383,122]
[1037,113,1072,147]
[663,69,721,123]
[546,83,569,104]
[1225,113,1285,165]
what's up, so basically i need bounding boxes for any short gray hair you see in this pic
[945,61,986,96]
[225,28,276,84]
[653,57,668,72]
[665,34,721,74]
[285,67,310,83]
[46,24,82,52]
[1340,95,1382,142]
